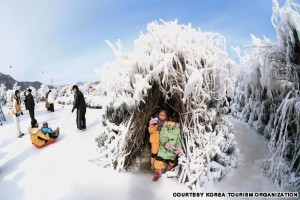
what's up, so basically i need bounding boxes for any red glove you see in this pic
[165,143,174,151]
[174,147,181,154]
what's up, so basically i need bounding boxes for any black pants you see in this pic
[76,109,86,130]
[49,103,54,112]
[29,109,35,123]
[156,156,176,165]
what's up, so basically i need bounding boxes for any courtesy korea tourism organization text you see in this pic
[172,192,299,198]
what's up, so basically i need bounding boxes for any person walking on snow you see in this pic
[71,85,86,131]
[47,90,55,112]
[12,90,24,138]
[152,114,182,181]
[148,108,167,167]
[25,88,35,124]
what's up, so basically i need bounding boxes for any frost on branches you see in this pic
[231,0,300,191]
[55,83,104,108]
[0,83,6,104]
[93,20,238,190]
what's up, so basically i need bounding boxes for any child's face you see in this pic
[167,121,176,128]
[158,111,167,121]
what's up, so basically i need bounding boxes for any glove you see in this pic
[20,111,23,115]
[71,108,75,113]
[174,147,181,154]
[149,118,158,125]
[165,143,174,151]
[15,113,20,117]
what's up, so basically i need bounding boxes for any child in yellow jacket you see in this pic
[148,109,167,166]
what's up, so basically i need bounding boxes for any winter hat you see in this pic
[27,88,32,93]
[43,122,48,128]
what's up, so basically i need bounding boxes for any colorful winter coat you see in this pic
[148,117,166,144]
[30,127,51,147]
[157,123,181,160]
[30,127,59,148]
[41,127,56,137]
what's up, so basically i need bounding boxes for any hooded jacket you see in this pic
[157,123,181,160]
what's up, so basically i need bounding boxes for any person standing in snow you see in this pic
[152,114,182,181]
[71,85,86,131]
[11,90,24,138]
[25,88,35,124]
[45,91,50,111]
[47,90,55,112]
[23,91,28,110]
[148,108,167,167]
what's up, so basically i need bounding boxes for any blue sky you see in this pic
[0,0,296,85]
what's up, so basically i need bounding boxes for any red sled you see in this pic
[33,138,58,148]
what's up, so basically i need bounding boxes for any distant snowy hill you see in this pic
[0,72,48,90]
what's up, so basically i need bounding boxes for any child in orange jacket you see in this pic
[148,108,167,166]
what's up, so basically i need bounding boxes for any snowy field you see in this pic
[0,103,282,200]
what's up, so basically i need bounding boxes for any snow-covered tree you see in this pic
[12,82,21,91]
[5,82,21,107]
[55,84,74,105]
[37,84,50,101]
[93,20,238,190]
[232,0,300,191]
[0,83,6,104]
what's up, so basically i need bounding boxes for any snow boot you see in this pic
[166,165,174,171]
[166,162,175,171]
[152,169,161,181]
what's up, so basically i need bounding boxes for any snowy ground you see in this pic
[0,103,282,200]
[204,117,282,197]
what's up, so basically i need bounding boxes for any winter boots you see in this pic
[166,164,174,171]
[152,169,162,181]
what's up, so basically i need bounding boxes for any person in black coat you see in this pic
[71,85,87,131]
[25,88,35,124]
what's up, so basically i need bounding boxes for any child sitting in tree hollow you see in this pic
[148,108,168,167]
[152,113,182,181]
